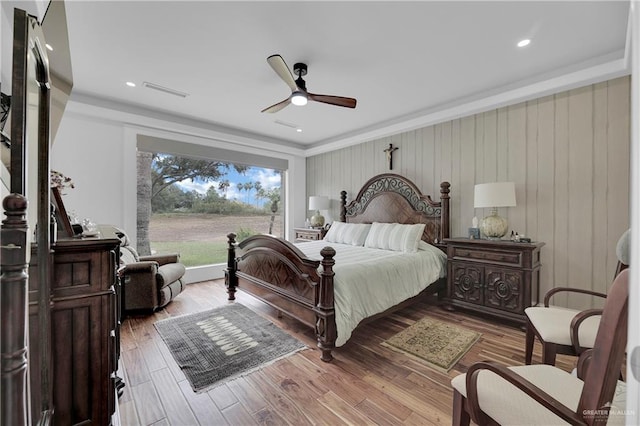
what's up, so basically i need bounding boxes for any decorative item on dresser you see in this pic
[474,182,516,240]
[442,238,544,326]
[308,195,330,227]
[294,226,327,242]
[226,173,451,362]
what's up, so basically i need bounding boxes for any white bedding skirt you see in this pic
[295,240,447,347]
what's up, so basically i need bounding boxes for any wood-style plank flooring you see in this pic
[117,280,577,425]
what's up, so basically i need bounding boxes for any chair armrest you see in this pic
[544,287,607,307]
[120,261,159,274]
[570,308,603,353]
[466,361,585,425]
[157,263,186,287]
[139,253,180,266]
[576,349,594,380]
[120,261,160,311]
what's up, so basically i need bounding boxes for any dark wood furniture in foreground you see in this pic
[226,173,450,362]
[294,227,327,242]
[28,229,122,425]
[443,238,544,326]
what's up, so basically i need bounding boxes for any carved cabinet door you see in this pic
[450,262,483,304]
[484,267,523,313]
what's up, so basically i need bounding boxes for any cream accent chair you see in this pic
[450,268,629,426]
[524,230,629,365]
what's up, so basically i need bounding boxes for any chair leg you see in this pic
[541,342,557,365]
[452,390,471,426]
[525,320,535,365]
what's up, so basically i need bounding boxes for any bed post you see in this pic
[339,190,347,222]
[315,246,337,362]
[440,182,451,241]
[225,233,238,300]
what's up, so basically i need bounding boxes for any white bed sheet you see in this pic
[295,240,447,347]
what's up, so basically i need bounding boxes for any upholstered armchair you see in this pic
[451,269,629,426]
[116,229,186,312]
[524,229,630,365]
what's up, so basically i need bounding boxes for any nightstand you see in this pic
[294,227,327,243]
[442,238,544,326]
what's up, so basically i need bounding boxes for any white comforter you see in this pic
[295,240,447,347]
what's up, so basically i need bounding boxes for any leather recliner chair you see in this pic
[116,228,186,312]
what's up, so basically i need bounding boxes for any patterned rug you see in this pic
[381,318,481,372]
[155,303,306,392]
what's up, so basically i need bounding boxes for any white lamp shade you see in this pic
[474,182,516,208]
[309,195,329,210]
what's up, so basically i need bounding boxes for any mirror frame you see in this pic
[3,7,53,425]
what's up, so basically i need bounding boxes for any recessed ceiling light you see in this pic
[517,39,531,48]
[296,128,302,133]
[45,43,53,51]
[126,82,136,87]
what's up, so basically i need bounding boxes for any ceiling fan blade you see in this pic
[267,54,298,92]
[308,92,357,109]
[261,97,291,113]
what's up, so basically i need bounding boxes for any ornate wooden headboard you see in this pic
[338,173,450,244]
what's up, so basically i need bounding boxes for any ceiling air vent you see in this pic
[142,81,189,98]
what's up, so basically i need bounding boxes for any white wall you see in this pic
[50,97,307,281]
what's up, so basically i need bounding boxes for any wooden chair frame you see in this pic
[453,268,629,426]
[525,263,628,365]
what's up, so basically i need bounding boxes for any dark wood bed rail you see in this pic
[225,175,451,362]
[225,233,338,361]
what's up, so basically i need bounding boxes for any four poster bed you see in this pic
[225,173,451,362]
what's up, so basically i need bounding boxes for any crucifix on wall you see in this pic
[383,143,399,170]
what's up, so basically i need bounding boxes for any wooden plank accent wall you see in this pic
[306,76,630,310]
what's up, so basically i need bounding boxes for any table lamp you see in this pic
[308,196,329,227]
[474,182,516,240]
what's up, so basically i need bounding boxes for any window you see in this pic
[136,149,284,267]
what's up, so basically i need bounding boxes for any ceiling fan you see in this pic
[261,54,357,113]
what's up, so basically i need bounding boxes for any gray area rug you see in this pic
[154,303,307,392]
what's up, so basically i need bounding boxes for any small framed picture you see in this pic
[51,187,75,238]
[468,227,480,240]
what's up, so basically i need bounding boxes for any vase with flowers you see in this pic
[50,170,76,237]
[50,170,74,194]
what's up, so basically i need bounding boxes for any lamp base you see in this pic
[479,210,508,240]
[310,211,325,228]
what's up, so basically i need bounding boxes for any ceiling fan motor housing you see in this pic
[293,63,308,90]
[293,62,308,77]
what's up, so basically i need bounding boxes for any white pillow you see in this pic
[364,222,426,253]
[323,222,371,246]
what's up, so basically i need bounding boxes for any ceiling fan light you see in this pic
[291,91,308,106]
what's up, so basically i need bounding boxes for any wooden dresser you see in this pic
[28,228,122,425]
[443,238,544,326]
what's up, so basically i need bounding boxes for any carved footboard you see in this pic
[225,233,338,362]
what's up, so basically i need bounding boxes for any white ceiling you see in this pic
[58,1,629,152]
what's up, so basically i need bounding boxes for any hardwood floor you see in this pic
[117,280,577,425]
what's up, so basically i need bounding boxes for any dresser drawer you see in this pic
[451,246,524,267]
